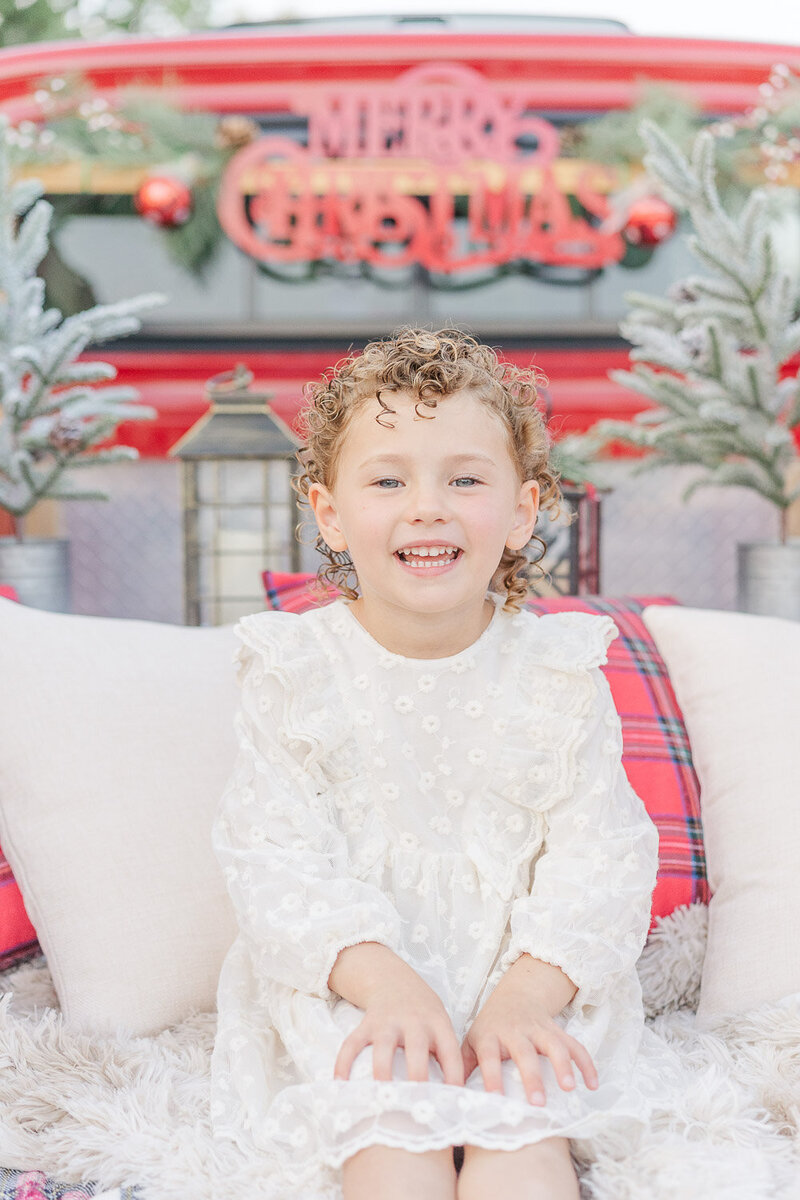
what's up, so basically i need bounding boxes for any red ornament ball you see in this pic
[134,176,193,227]
[623,196,677,247]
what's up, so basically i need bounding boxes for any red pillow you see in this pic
[0,584,42,969]
[261,571,708,927]
[0,859,39,970]
[524,594,708,925]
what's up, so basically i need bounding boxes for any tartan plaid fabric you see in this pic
[262,571,710,924]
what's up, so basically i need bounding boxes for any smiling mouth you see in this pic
[395,548,462,568]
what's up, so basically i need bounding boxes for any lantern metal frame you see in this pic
[529,483,605,596]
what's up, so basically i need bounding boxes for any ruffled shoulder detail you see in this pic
[231,607,350,771]
[515,610,619,674]
[467,612,619,891]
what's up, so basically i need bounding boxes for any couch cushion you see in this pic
[262,571,709,926]
[642,604,800,1027]
[0,598,240,1036]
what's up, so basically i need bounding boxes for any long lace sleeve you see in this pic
[211,615,405,1002]
[498,662,659,1013]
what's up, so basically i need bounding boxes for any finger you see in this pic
[564,1035,599,1090]
[506,1039,546,1106]
[535,1034,575,1092]
[461,1039,479,1081]
[435,1029,466,1087]
[372,1033,399,1082]
[475,1036,504,1095]
[334,1028,369,1081]
[402,1028,432,1083]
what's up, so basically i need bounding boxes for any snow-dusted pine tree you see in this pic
[0,115,166,541]
[559,119,800,540]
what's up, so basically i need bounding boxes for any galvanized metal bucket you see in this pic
[0,537,72,613]
[737,539,800,621]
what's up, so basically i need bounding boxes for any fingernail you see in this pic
[563,1075,575,1089]
[529,1090,545,1105]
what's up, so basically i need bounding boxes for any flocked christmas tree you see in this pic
[559,119,800,541]
[0,115,166,542]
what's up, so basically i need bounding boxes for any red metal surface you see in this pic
[90,345,800,461]
[2,32,799,123]
[92,346,642,458]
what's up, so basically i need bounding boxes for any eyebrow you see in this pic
[358,452,497,469]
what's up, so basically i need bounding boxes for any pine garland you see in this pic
[0,117,166,539]
[559,119,800,530]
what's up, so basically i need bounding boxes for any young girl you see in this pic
[209,327,661,1200]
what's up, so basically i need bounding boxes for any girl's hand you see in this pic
[333,965,465,1088]
[461,972,599,1106]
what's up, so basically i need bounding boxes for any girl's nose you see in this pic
[405,484,450,522]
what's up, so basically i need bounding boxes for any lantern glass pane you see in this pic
[265,503,293,552]
[219,460,265,503]
[196,461,219,505]
[266,459,291,503]
[218,505,265,535]
[198,552,218,595]
[197,505,219,550]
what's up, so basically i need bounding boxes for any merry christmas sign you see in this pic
[217,63,625,273]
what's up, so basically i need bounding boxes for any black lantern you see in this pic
[529,484,605,595]
[168,364,302,625]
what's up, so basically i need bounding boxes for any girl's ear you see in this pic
[307,481,348,553]
[506,479,540,552]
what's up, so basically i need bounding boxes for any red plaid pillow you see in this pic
[261,571,708,926]
[525,595,708,925]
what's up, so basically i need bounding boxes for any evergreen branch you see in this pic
[738,190,767,254]
[609,367,702,417]
[14,199,52,278]
[706,322,724,381]
[46,488,112,502]
[779,320,800,362]
[0,116,165,525]
[685,274,747,303]
[62,447,140,467]
[639,119,702,208]
[786,384,800,430]
[681,465,787,509]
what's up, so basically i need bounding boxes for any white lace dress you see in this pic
[210,591,662,1197]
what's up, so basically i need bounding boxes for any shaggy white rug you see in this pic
[0,903,798,1200]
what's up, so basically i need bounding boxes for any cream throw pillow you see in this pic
[642,604,800,1028]
[0,598,240,1036]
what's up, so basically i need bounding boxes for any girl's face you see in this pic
[307,388,539,624]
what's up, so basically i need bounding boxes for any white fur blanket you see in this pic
[0,904,798,1200]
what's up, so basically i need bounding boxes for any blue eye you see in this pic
[373,476,480,488]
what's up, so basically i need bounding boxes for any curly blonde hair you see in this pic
[292,326,564,613]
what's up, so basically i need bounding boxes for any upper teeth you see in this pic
[400,546,458,556]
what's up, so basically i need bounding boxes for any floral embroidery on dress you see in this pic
[210,595,660,1193]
